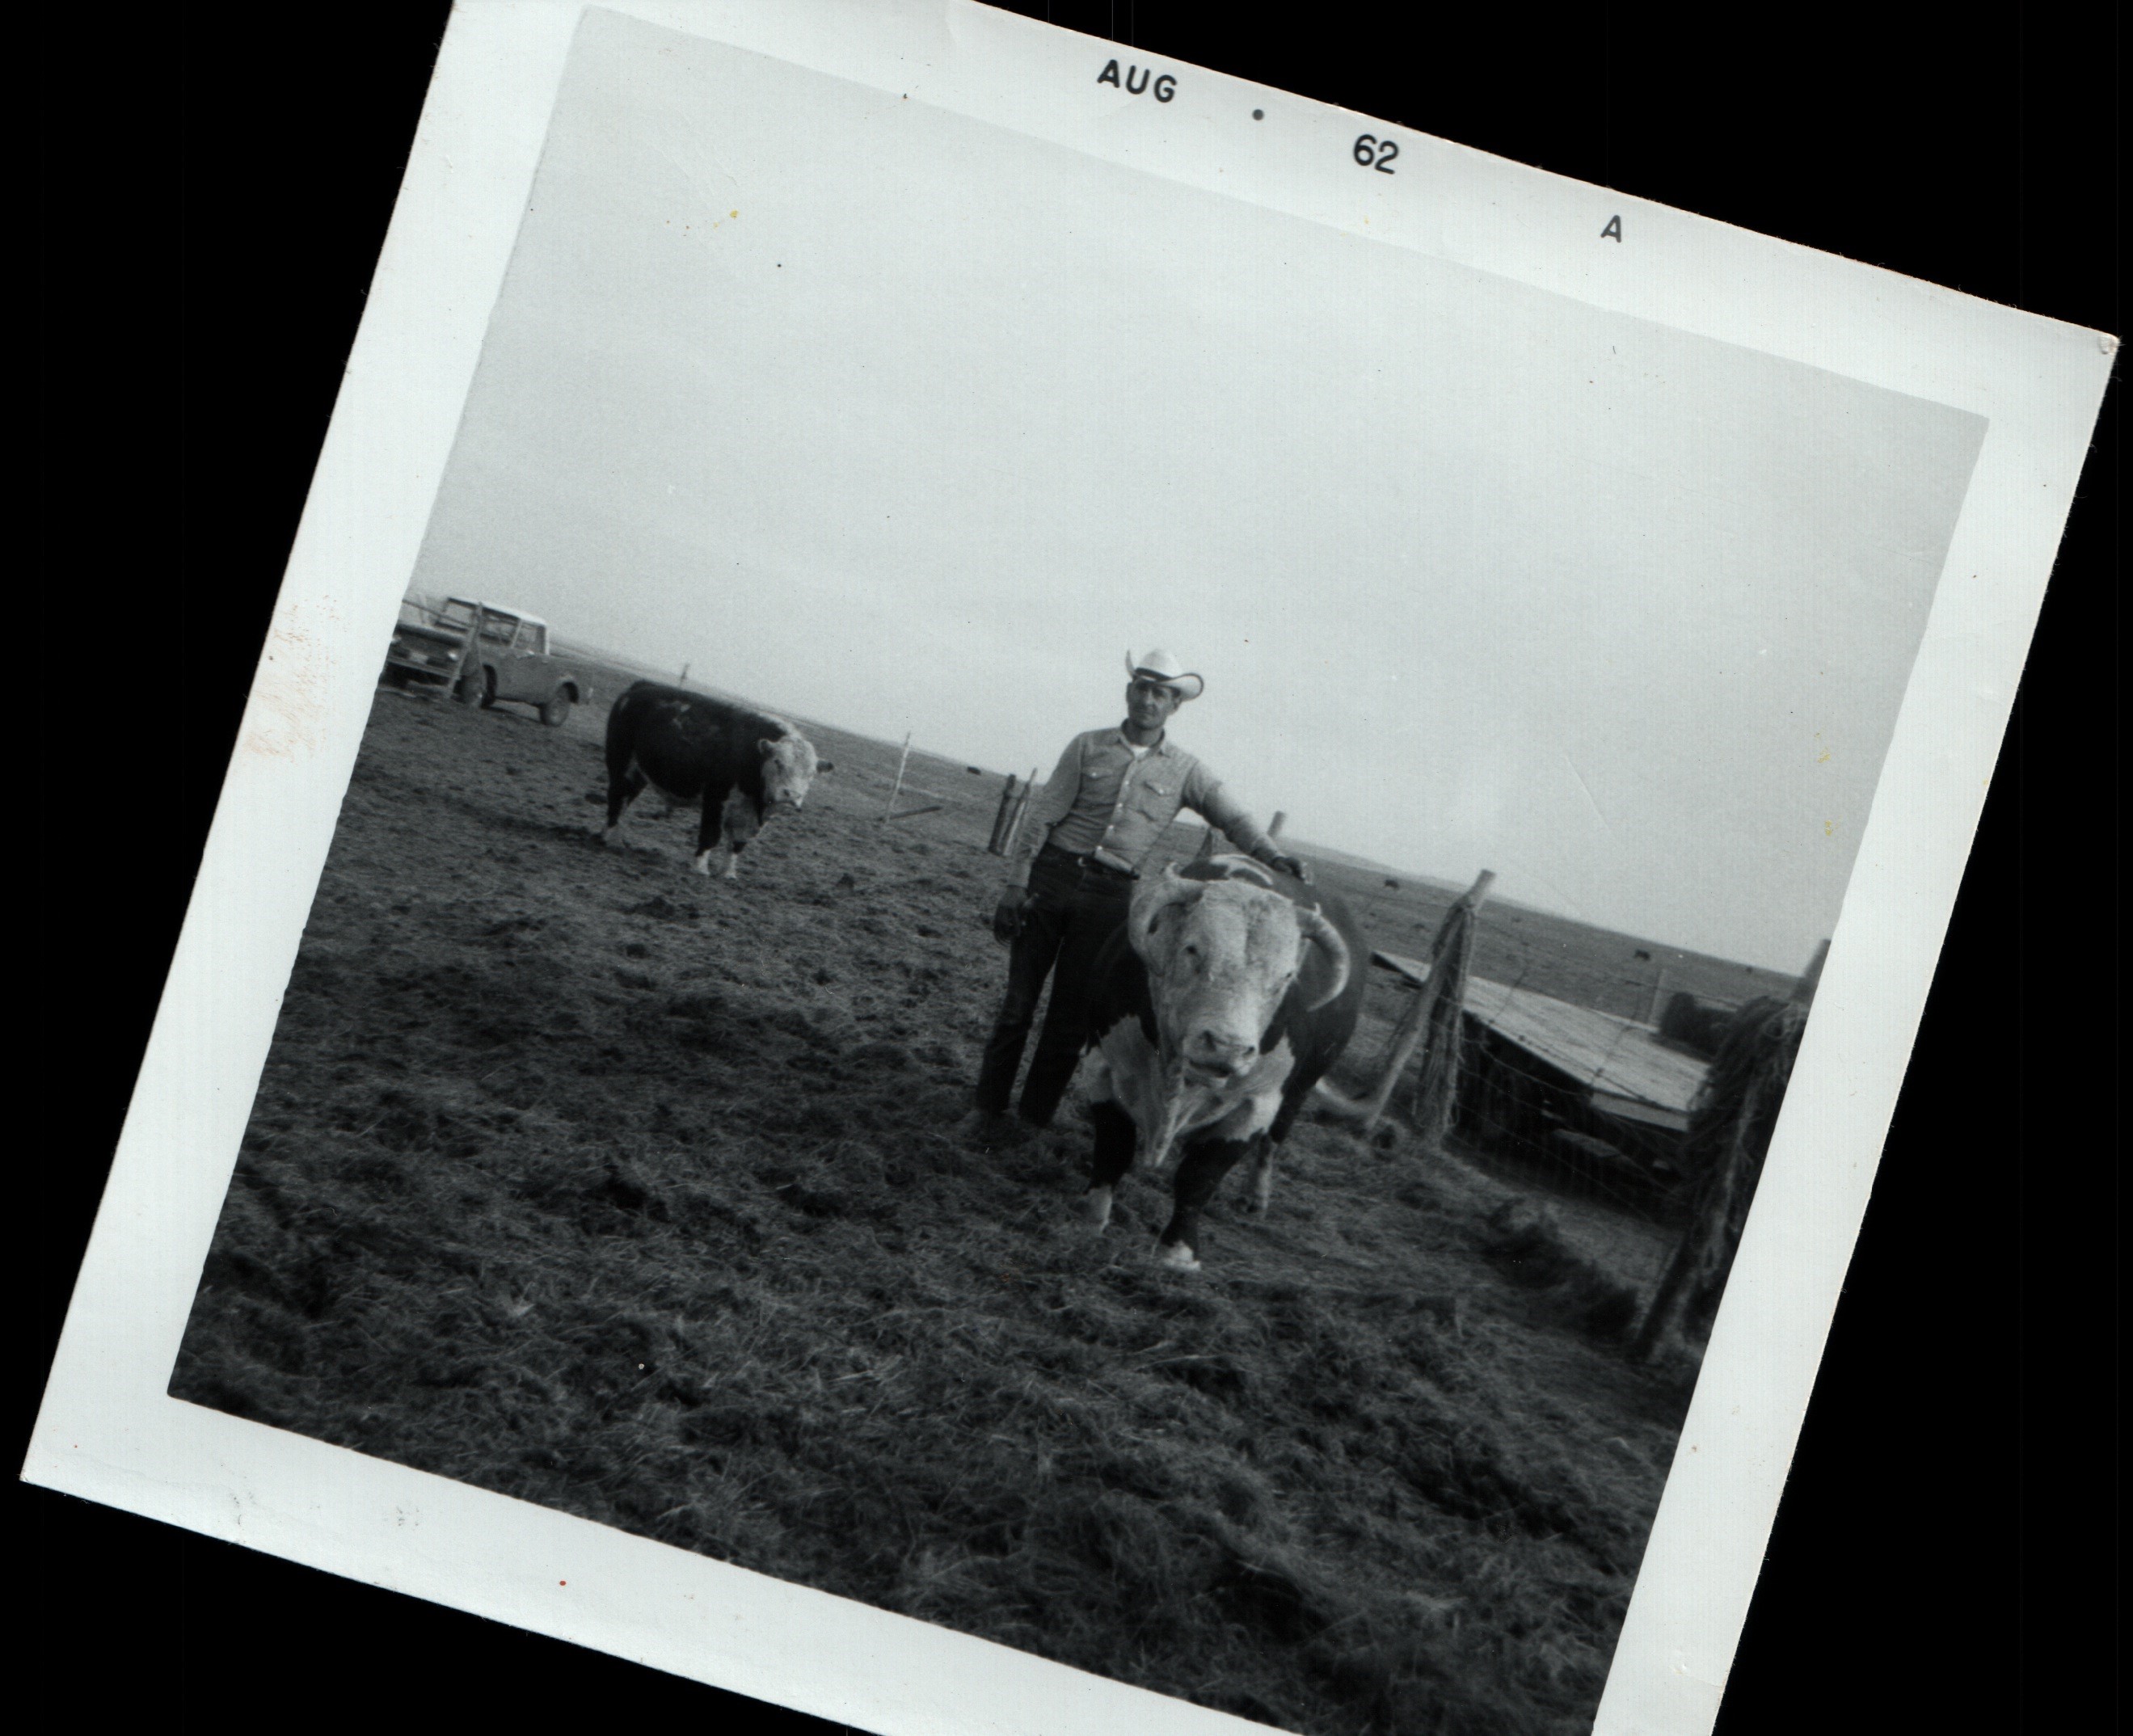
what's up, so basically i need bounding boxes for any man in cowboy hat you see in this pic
[966,649,1312,1140]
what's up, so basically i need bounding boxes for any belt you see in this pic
[1040,843,1138,881]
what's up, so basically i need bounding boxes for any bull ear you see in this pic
[758,738,775,760]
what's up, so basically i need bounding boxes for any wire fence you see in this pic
[465,626,1798,1314]
[1330,995,1692,1220]
[1319,945,1810,1357]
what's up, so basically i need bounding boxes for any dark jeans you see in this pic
[974,849,1136,1125]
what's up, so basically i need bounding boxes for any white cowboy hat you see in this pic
[1124,648,1204,701]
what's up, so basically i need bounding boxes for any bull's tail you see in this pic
[1309,1077,1375,1117]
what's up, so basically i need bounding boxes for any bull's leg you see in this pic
[690,784,729,876]
[1242,1133,1279,1213]
[1249,1075,1320,1211]
[711,790,761,881]
[602,765,648,839]
[1082,1099,1139,1231]
[1157,1136,1256,1270]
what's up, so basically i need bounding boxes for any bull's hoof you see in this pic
[1081,1186,1114,1231]
[689,855,713,877]
[1241,1193,1267,1215]
[1155,1240,1202,1272]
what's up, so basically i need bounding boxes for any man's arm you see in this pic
[1002,735,1085,889]
[992,736,1086,944]
[1187,765,1313,882]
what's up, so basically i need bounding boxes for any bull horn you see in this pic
[1295,905,1351,1011]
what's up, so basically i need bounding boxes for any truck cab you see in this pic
[384,596,587,726]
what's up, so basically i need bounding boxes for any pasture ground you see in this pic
[173,684,1707,1736]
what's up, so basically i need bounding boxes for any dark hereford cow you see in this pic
[1079,856,1370,1270]
[601,681,828,878]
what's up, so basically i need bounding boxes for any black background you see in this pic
[31,5,2115,1731]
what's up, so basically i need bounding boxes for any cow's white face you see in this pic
[1129,874,1309,1083]
[760,732,819,811]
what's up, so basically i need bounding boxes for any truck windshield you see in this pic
[437,601,522,645]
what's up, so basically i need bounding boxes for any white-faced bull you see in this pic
[1079,857,1370,1270]
[601,682,829,879]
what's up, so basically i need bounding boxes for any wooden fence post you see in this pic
[1632,999,1807,1360]
[1406,869,1494,1144]
[987,774,1020,855]
[881,732,913,820]
[1000,767,1039,856]
[1644,965,1671,1027]
[1790,938,1831,1007]
[1317,868,1494,1136]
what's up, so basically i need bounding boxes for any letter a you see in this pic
[1098,59,1121,87]
[1601,214,1623,242]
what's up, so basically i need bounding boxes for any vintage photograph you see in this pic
[27,4,2114,1736]
[146,11,2004,1734]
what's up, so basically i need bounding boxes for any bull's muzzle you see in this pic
[1183,1031,1258,1080]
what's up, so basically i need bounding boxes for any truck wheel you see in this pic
[540,692,573,727]
[478,668,498,710]
[456,665,483,706]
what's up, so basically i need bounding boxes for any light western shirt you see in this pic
[1005,727,1279,887]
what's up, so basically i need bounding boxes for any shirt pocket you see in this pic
[1130,778,1178,822]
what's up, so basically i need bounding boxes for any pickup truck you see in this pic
[383,596,586,726]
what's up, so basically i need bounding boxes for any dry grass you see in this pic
[174,690,1698,1735]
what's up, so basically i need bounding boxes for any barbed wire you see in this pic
[1330,980,1707,1224]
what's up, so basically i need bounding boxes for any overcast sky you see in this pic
[407,9,1986,969]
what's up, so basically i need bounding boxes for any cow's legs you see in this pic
[1081,1099,1139,1230]
[602,765,649,837]
[690,784,730,876]
[1248,1072,1323,1211]
[1157,1136,1255,1270]
[703,788,762,879]
[1243,1133,1279,1212]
